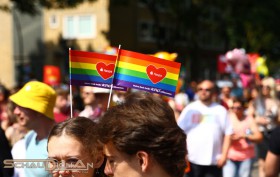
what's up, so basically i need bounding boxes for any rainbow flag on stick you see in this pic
[114,49,181,97]
[69,50,126,90]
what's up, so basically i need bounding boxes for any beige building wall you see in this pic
[0,3,15,89]
[43,0,110,63]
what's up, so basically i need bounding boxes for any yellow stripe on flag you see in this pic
[71,62,97,70]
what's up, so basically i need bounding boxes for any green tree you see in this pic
[134,0,280,76]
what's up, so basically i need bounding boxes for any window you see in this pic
[63,15,96,39]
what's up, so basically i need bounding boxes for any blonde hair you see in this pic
[262,77,276,98]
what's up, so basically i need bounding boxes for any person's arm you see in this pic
[247,101,269,126]
[276,103,280,125]
[177,105,191,132]
[217,134,231,168]
[246,117,263,143]
[265,151,280,177]
[217,110,233,168]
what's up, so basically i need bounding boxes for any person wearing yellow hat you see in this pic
[9,81,56,177]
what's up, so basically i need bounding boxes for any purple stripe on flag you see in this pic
[114,79,175,97]
[71,80,127,91]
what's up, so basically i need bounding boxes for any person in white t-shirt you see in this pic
[178,80,233,177]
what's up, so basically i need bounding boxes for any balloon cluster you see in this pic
[225,48,251,74]
[224,48,269,77]
[222,48,269,88]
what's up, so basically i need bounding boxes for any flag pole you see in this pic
[69,48,73,118]
[107,44,121,109]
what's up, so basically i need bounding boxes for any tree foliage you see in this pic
[3,0,280,75]
[4,0,280,60]
[117,0,280,61]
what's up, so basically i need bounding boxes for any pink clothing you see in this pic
[79,105,103,121]
[240,73,254,88]
[228,114,255,161]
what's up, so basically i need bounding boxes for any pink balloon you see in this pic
[225,48,250,74]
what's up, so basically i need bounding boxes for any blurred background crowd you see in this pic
[1,72,280,176]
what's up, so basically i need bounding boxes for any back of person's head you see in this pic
[54,85,69,97]
[9,81,56,119]
[98,92,187,177]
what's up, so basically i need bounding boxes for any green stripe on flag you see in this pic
[116,67,178,86]
[70,68,99,76]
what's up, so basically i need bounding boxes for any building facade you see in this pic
[0,0,111,88]
[0,0,14,88]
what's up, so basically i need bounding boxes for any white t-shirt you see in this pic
[12,138,26,177]
[11,131,50,177]
[178,100,233,165]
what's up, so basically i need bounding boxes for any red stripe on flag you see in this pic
[119,49,181,68]
[70,50,116,61]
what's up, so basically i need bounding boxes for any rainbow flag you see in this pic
[114,49,181,97]
[69,50,126,90]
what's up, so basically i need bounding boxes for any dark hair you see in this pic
[98,92,187,177]
[232,98,245,107]
[0,84,10,102]
[54,87,69,96]
[48,117,105,177]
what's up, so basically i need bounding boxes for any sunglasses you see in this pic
[198,88,212,92]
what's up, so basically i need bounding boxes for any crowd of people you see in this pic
[0,74,280,177]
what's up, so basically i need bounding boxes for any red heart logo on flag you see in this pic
[96,62,115,80]
[146,65,167,84]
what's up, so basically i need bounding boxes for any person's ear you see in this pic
[136,151,149,172]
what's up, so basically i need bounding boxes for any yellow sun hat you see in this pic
[9,81,57,119]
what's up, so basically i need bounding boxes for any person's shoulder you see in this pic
[12,138,26,157]
[24,130,36,139]
[210,102,227,110]
[181,100,199,111]
[187,100,200,106]
[12,138,25,148]
[210,103,228,115]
